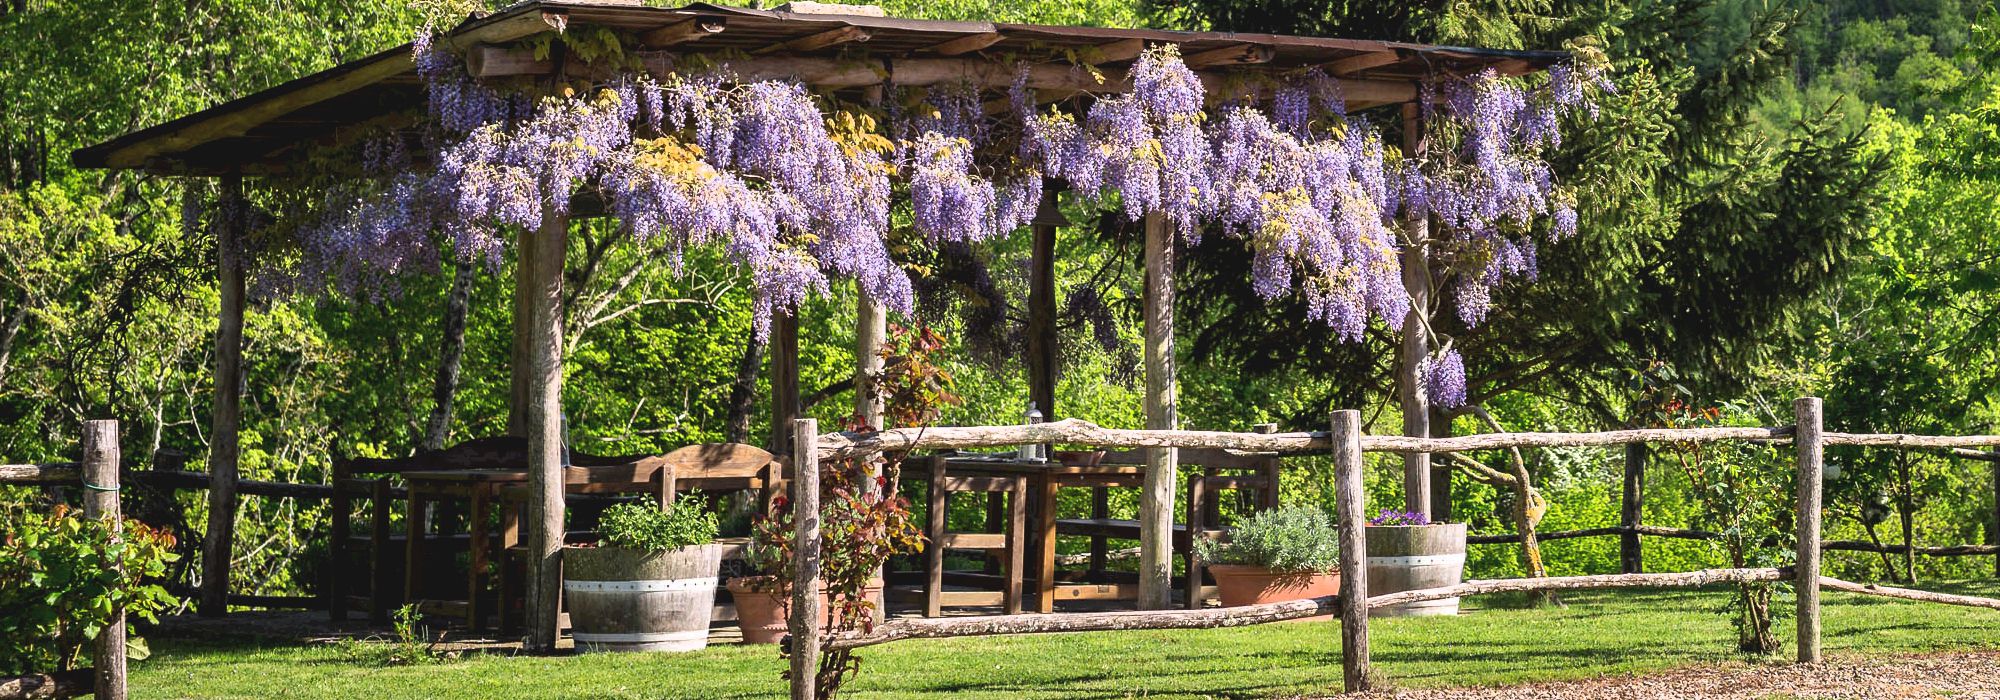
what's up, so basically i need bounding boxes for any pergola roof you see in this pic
[71,0,1565,176]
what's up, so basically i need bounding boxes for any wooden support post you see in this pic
[1026,187,1059,423]
[1794,396,1824,664]
[1621,442,1647,574]
[1992,447,1999,578]
[770,313,801,453]
[1396,102,1432,518]
[1138,210,1178,610]
[788,419,822,700]
[521,211,568,653]
[201,174,246,618]
[1331,410,1370,693]
[83,420,125,700]
[855,294,886,431]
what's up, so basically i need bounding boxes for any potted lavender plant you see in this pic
[1364,509,1467,617]
[1194,505,1342,617]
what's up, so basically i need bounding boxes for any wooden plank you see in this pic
[1138,210,1177,611]
[201,174,246,618]
[82,420,124,700]
[1006,475,1027,615]
[0,464,79,484]
[1088,38,1147,64]
[926,31,1004,56]
[789,419,822,700]
[1181,44,1274,68]
[817,418,1797,461]
[756,26,870,55]
[1324,50,1401,76]
[830,591,1338,650]
[1035,475,1059,614]
[1821,432,2000,448]
[1795,397,1824,664]
[1396,102,1431,518]
[1332,410,1370,693]
[940,533,1008,549]
[639,17,726,48]
[1050,582,1140,601]
[1621,442,1646,573]
[1184,471,1206,610]
[520,209,568,654]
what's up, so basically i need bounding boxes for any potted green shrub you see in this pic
[1194,505,1342,617]
[1365,509,1467,617]
[726,485,900,645]
[563,497,720,652]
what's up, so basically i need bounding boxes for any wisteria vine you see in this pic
[299,30,1604,373]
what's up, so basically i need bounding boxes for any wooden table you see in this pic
[399,468,527,632]
[940,454,1148,613]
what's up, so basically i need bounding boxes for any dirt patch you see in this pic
[1350,651,2000,699]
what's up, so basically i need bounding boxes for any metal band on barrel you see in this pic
[571,629,711,643]
[563,578,718,593]
[1364,554,1466,567]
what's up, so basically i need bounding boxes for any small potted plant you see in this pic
[1365,508,1467,617]
[726,485,902,644]
[1195,505,1342,617]
[563,497,720,652]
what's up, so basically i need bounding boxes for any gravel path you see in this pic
[1349,651,2000,699]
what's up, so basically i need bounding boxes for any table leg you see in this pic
[1185,473,1207,610]
[1088,487,1109,579]
[984,491,1005,575]
[1005,475,1027,615]
[499,498,521,635]
[925,458,947,618]
[468,486,492,633]
[369,479,394,625]
[404,490,429,608]
[1036,475,1059,614]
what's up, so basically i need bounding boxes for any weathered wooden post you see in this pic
[82,420,126,700]
[1991,446,1998,578]
[1621,442,1646,574]
[1396,102,1433,519]
[201,173,246,618]
[1794,397,1824,664]
[521,209,569,653]
[1139,210,1178,610]
[789,418,822,700]
[1331,410,1370,693]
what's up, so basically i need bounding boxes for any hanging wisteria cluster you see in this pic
[299,31,1600,358]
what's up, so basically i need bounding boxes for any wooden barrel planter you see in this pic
[1365,523,1466,617]
[563,543,722,652]
[1208,565,1341,621]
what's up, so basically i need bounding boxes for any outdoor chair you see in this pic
[903,454,1032,616]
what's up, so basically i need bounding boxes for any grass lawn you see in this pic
[130,582,2000,699]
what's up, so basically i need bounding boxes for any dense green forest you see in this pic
[2,0,1996,601]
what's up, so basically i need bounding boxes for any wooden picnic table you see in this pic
[938,453,1149,613]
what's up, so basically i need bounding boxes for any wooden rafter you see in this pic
[1180,43,1274,69]
[640,17,726,48]
[754,25,871,55]
[926,31,1004,56]
[1325,50,1401,76]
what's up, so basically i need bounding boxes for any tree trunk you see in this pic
[421,261,476,451]
[723,331,765,445]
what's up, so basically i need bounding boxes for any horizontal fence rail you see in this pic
[1467,526,1998,557]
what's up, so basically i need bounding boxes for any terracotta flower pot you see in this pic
[726,577,884,644]
[1207,565,1342,621]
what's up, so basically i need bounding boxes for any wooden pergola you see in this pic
[71,0,1563,650]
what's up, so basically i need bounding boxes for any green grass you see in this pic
[131,583,2000,699]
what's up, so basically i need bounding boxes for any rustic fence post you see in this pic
[1620,442,1646,574]
[789,418,822,700]
[1794,397,1824,664]
[82,420,126,700]
[1331,410,1370,693]
[1991,446,1998,579]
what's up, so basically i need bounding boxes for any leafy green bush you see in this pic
[597,497,717,552]
[0,504,179,675]
[1195,504,1340,573]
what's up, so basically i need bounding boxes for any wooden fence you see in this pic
[0,421,128,700]
[784,397,2000,697]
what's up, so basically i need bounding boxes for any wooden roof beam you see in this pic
[1324,50,1401,76]
[1087,38,1146,64]
[754,25,871,55]
[926,31,1005,56]
[1180,44,1275,69]
[640,17,726,48]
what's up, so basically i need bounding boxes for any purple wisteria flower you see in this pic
[1370,509,1432,526]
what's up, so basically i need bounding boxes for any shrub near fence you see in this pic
[780,397,2000,697]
